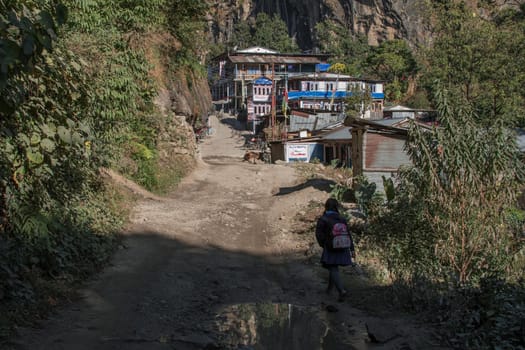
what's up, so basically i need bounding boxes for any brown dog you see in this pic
[243,151,262,164]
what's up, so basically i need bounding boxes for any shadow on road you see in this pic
[274,178,336,196]
[10,231,373,350]
[219,117,245,131]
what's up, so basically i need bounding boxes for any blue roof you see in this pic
[316,63,331,72]
[254,77,272,85]
[287,91,384,100]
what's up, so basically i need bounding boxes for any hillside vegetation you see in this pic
[324,4,525,348]
[2,1,525,348]
[0,0,210,339]
[223,1,525,347]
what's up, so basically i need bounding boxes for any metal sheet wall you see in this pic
[364,132,411,171]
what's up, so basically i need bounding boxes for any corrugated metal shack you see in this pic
[289,109,345,132]
[345,117,417,192]
[269,122,352,165]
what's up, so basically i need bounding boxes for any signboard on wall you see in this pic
[287,144,308,162]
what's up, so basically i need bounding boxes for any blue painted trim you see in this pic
[253,77,273,85]
[286,91,385,100]
[315,63,331,72]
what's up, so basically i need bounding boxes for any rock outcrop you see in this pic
[139,32,213,173]
[154,69,212,164]
[207,0,434,50]
[207,0,517,50]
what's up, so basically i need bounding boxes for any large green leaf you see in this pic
[55,4,68,25]
[57,125,72,144]
[38,11,54,30]
[72,131,83,144]
[30,133,41,146]
[0,39,21,65]
[7,10,19,27]
[19,16,33,32]
[3,141,14,154]
[17,133,30,146]
[22,35,34,56]
[36,32,52,50]
[78,122,92,136]
[40,138,55,153]
[26,149,44,164]
[41,123,56,137]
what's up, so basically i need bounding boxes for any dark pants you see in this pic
[327,265,344,294]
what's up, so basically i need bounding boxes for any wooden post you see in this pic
[271,62,276,141]
[351,127,364,188]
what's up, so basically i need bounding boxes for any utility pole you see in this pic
[271,62,276,141]
[241,74,245,111]
[283,66,288,140]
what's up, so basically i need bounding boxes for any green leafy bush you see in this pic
[329,183,348,203]
[353,176,383,218]
[440,279,525,349]
[362,84,525,348]
[0,0,207,339]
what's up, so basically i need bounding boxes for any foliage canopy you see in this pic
[423,1,525,126]
[0,0,208,339]
[227,13,299,53]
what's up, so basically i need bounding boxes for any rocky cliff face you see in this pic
[208,0,517,50]
[155,69,212,163]
[207,0,434,49]
[143,33,213,170]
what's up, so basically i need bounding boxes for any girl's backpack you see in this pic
[322,216,352,250]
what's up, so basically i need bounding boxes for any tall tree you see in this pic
[224,13,299,53]
[423,1,525,126]
[315,20,370,76]
[229,20,252,50]
[367,39,418,102]
[404,85,525,283]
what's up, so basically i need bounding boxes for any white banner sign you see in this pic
[287,144,308,161]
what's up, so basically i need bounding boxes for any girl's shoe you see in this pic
[338,290,348,302]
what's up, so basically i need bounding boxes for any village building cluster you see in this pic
[208,47,435,191]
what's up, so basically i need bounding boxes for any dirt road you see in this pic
[10,116,443,349]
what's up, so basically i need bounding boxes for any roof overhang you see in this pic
[228,54,328,65]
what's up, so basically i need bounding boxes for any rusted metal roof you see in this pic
[320,126,352,141]
[228,54,327,64]
[344,116,420,136]
[364,132,410,171]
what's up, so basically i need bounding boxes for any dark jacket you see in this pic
[315,210,354,267]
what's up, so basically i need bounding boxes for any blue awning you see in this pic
[253,77,273,85]
[315,63,331,72]
[287,91,385,100]
[287,91,346,100]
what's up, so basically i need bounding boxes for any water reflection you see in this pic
[215,303,356,350]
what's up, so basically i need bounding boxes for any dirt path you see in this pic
[9,116,444,350]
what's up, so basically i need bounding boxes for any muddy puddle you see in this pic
[214,303,370,350]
